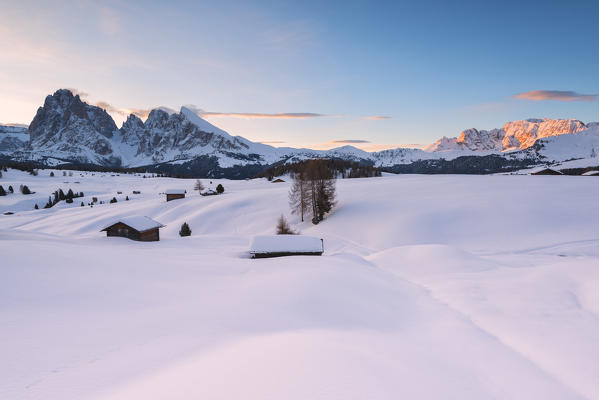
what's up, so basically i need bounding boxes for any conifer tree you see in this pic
[0,185,5,196]
[8,185,13,193]
[179,222,192,237]
[34,204,39,209]
[216,184,224,194]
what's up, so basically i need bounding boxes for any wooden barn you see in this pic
[101,216,164,242]
[250,235,324,258]
[165,189,186,201]
[531,168,562,176]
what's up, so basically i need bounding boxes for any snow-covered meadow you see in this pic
[1,169,599,399]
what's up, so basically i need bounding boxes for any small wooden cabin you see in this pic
[531,168,562,176]
[250,235,324,258]
[165,189,186,201]
[101,216,164,242]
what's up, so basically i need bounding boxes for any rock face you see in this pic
[28,89,119,161]
[426,119,588,152]
[120,107,251,165]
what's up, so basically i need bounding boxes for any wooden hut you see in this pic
[250,235,324,258]
[101,216,164,242]
[165,189,186,201]
[531,168,562,175]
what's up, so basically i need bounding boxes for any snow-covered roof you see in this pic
[250,235,324,254]
[101,216,164,233]
[165,189,186,195]
[582,170,599,176]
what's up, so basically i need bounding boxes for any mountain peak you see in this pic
[180,106,231,138]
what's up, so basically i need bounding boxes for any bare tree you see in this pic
[289,160,336,225]
[194,179,205,192]
[289,169,310,222]
[304,159,336,224]
[276,214,295,234]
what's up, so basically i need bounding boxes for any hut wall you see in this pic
[105,222,159,242]
[166,193,185,201]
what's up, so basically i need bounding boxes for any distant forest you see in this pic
[256,158,382,180]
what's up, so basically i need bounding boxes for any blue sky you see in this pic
[1,0,597,150]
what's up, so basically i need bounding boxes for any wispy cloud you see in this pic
[514,90,598,102]
[365,116,391,120]
[332,139,371,144]
[259,140,286,144]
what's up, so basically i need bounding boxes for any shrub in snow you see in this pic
[20,185,31,195]
[28,169,38,176]
[194,179,204,191]
[92,197,98,203]
[276,215,295,235]
[216,184,224,194]
[34,204,38,209]
[179,222,192,237]
[81,202,84,207]
[110,197,117,204]
[50,171,54,177]
[8,185,14,193]
[0,186,5,196]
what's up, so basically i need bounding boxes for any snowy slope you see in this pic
[1,170,599,399]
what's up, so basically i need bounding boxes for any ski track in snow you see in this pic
[1,169,599,399]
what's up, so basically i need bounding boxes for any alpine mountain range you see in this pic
[1,89,598,177]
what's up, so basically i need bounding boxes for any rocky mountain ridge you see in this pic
[1,89,598,177]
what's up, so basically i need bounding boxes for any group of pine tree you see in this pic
[43,188,84,208]
[288,159,336,225]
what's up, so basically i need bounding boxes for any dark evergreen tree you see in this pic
[110,197,117,203]
[0,186,5,196]
[59,189,66,200]
[179,222,192,237]
[8,185,14,193]
[126,196,129,201]
[20,185,31,195]
[34,204,39,209]
[216,184,224,194]
[50,171,54,177]
[81,202,84,207]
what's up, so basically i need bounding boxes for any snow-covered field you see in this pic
[1,169,599,399]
